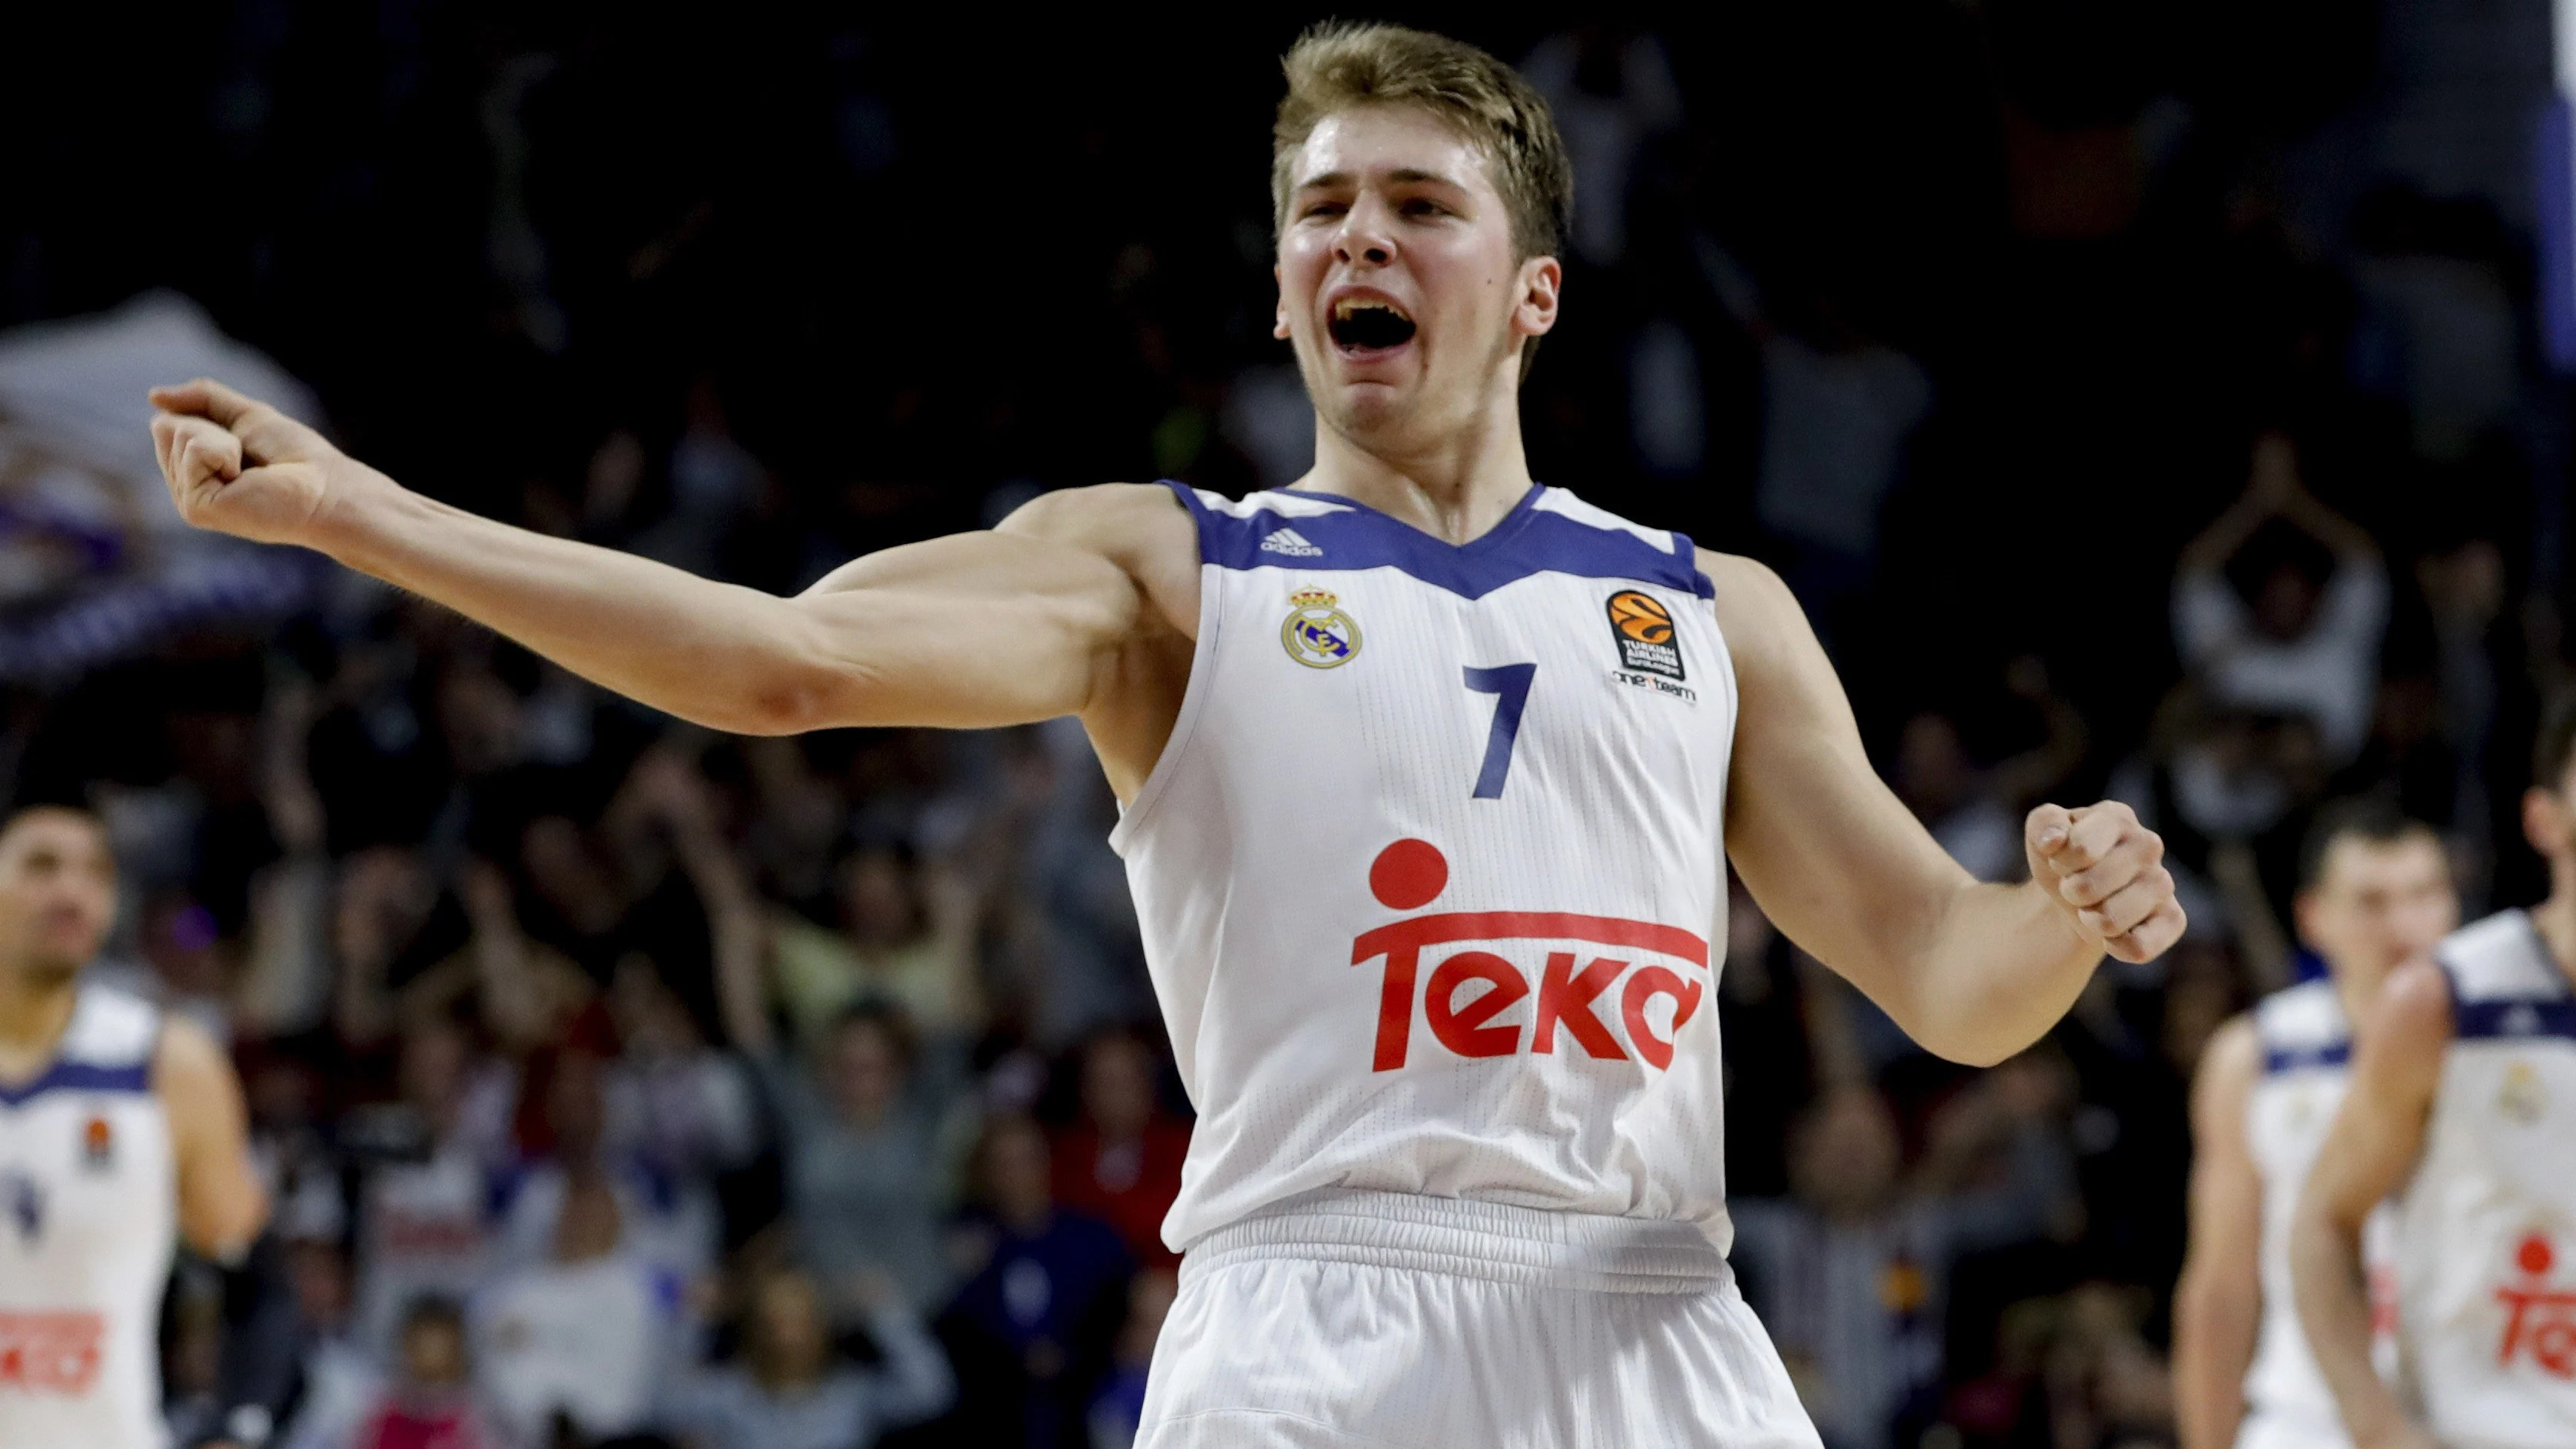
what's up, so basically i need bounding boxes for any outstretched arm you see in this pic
[1711,553,2183,1066]
[148,381,1195,754]
[2173,1015,2263,1449]
[2293,960,2448,1449]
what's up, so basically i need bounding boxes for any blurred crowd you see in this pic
[5,5,2574,1449]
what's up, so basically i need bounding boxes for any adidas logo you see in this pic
[1260,527,1323,557]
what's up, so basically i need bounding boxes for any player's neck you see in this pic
[1297,387,1534,545]
[2533,880,2576,991]
[0,965,81,1083]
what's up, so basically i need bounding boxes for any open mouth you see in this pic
[1328,297,1417,353]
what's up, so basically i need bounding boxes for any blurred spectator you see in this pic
[765,840,986,1054]
[473,1171,669,1445]
[2173,433,2389,767]
[722,905,965,1314]
[1730,1060,2082,1449]
[275,1238,384,1449]
[347,1296,509,1449]
[1048,1029,1187,1271]
[939,1115,1134,1449]
[350,1019,514,1354]
[661,1265,953,1449]
[1085,1267,1177,1449]
[1750,287,1933,631]
[1521,25,1683,267]
[1892,658,2089,883]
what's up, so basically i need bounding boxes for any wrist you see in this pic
[300,459,410,563]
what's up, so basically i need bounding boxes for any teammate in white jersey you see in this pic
[144,22,2183,1446]
[2173,801,2457,1449]
[2295,709,2576,1449]
[0,806,267,1449]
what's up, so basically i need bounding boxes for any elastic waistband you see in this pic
[1180,1189,1732,1294]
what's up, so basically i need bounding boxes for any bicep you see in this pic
[1712,555,1973,999]
[792,527,1145,729]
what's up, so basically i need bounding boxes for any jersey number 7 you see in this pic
[1462,664,1535,799]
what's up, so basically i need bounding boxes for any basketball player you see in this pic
[2293,707,2576,1449]
[146,23,2183,1447]
[2173,801,2457,1449]
[0,805,268,1448]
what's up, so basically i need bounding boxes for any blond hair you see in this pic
[1270,22,1574,263]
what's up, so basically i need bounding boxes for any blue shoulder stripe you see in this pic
[2262,1041,2352,1074]
[1164,481,1714,601]
[2435,956,2576,1042]
[2452,996,2576,1042]
[0,1059,151,1107]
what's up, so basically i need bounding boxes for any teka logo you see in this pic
[0,1310,103,1394]
[2496,1232,2576,1379]
[1351,839,1707,1072]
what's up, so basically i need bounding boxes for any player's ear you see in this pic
[2523,785,2566,859]
[1515,255,1562,339]
[1274,264,1292,342]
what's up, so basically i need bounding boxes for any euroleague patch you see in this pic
[1282,587,1361,668]
[1605,590,1684,680]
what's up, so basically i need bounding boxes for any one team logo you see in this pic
[1282,587,1361,668]
[0,1310,105,1393]
[80,1115,112,1172]
[1351,838,1705,1072]
[2495,1231,2576,1379]
[1605,590,1684,681]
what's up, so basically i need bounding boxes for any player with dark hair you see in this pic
[2174,799,2457,1449]
[145,22,2179,1447]
[2293,705,2576,1449]
[0,806,269,1447]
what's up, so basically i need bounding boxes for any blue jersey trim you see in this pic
[2452,995,2576,1042]
[1162,481,1715,601]
[2262,1040,2352,1074]
[2433,946,2576,1042]
[0,1059,151,1107]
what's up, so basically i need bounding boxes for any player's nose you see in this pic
[1333,199,1396,267]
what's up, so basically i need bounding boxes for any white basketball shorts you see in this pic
[2235,1407,2354,1449]
[1136,1189,1824,1449]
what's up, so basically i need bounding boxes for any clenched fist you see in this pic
[2024,800,2184,963]
[148,378,383,548]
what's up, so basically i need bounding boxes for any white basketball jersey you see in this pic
[2243,976,2398,1444]
[2390,910,2576,1449]
[0,983,175,1449]
[1114,482,1738,1253]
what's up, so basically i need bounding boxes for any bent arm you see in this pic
[158,1017,268,1258]
[148,381,1187,738]
[2173,1017,2264,1449]
[1712,554,2182,1066]
[2292,963,2447,1449]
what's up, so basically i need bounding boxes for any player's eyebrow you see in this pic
[1295,167,1469,194]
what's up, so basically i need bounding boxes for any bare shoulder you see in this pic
[2368,960,2456,1057]
[1694,547,1821,681]
[152,1014,241,1106]
[1001,482,1199,635]
[2193,1013,2261,1109]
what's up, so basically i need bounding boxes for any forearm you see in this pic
[2294,1203,2410,1445]
[314,484,836,734]
[1897,880,2098,1066]
[2171,1268,2256,1449]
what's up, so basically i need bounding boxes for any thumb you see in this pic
[2025,804,2075,875]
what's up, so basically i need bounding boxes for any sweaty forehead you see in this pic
[1293,106,1496,194]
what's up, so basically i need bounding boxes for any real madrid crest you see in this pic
[2500,1059,2548,1125]
[1281,586,1361,668]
